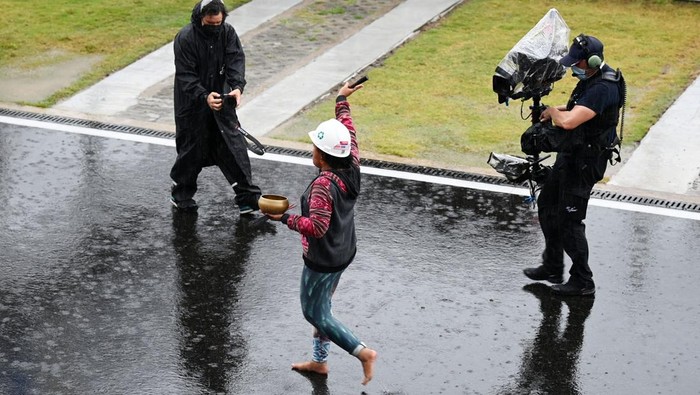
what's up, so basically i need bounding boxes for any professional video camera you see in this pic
[492,8,569,104]
[488,8,570,202]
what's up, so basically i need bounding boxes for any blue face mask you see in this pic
[571,65,588,81]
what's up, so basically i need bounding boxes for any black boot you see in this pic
[551,279,595,297]
[523,265,563,284]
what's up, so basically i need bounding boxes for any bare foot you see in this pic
[291,361,329,376]
[357,347,377,385]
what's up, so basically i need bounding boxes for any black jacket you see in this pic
[566,64,623,149]
[301,168,361,273]
[173,2,246,125]
[172,1,250,170]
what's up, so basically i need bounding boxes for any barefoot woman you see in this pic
[264,81,377,385]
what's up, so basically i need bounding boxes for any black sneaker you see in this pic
[551,281,595,297]
[523,265,563,284]
[170,197,198,212]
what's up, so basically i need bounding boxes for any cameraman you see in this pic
[523,34,624,296]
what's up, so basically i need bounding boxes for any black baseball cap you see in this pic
[559,35,604,67]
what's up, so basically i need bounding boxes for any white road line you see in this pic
[3,115,699,221]
[0,116,175,147]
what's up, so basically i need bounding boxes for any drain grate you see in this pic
[591,189,700,212]
[0,107,175,139]
[2,106,699,213]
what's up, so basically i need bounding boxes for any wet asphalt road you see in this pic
[0,123,699,395]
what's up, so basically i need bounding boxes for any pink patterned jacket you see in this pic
[285,98,360,259]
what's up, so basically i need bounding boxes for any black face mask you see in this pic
[202,23,222,37]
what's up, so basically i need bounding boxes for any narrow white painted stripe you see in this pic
[588,198,700,221]
[2,115,699,221]
[259,152,313,167]
[0,116,175,147]
[360,166,530,197]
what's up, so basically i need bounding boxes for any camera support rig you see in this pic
[523,93,551,204]
[487,92,552,207]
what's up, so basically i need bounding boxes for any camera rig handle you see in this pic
[529,96,547,124]
[527,94,547,168]
[524,94,549,205]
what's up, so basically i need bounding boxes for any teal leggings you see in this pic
[300,266,364,361]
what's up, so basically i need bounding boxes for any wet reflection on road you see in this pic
[500,283,594,394]
[174,212,243,392]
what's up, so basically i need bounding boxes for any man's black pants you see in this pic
[170,115,261,208]
[536,153,605,286]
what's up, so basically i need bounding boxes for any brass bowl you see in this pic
[258,194,289,214]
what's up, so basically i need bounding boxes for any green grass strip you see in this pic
[271,0,700,170]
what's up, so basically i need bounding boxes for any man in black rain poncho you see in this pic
[170,0,261,214]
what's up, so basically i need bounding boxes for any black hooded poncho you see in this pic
[172,1,250,172]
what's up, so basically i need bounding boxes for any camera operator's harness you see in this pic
[602,68,627,165]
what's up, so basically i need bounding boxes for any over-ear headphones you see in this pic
[575,34,603,68]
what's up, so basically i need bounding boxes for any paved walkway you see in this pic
[53,0,462,135]
[53,0,302,122]
[609,75,700,196]
[42,0,700,199]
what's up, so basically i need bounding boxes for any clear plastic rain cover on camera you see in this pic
[493,8,570,103]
